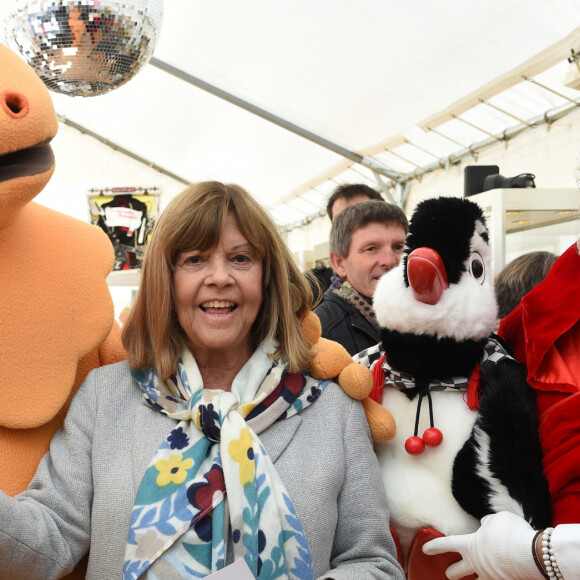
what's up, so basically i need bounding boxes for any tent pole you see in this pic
[150,57,401,183]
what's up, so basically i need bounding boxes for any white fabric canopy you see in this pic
[4,0,580,225]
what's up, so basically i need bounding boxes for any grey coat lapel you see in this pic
[260,414,302,463]
[132,401,176,488]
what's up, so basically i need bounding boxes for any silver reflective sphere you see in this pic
[3,0,163,97]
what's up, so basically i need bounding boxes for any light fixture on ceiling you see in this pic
[564,48,580,91]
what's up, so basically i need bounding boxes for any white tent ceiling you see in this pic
[4,1,580,227]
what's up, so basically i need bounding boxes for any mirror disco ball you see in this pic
[3,0,163,97]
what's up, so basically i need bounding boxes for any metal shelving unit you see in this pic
[468,188,579,275]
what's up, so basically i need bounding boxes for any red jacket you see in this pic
[498,241,580,525]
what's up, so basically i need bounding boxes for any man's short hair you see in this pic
[326,183,384,220]
[330,200,409,257]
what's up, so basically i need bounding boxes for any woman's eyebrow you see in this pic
[231,241,253,250]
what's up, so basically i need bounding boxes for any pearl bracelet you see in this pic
[532,530,549,580]
[541,527,563,579]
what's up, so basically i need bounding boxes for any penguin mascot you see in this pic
[354,196,551,579]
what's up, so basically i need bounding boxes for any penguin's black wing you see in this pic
[452,357,552,528]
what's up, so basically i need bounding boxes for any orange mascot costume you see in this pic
[0,42,127,579]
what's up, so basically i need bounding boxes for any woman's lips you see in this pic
[200,300,237,316]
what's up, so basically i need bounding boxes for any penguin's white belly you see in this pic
[375,386,480,554]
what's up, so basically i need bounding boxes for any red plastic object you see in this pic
[407,527,477,580]
[407,247,449,305]
[405,435,425,455]
[423,427,443,447]
[390,526,404,569]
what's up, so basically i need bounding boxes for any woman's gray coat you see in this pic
[0,361,403,579]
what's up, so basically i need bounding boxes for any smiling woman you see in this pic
[0,180,404,580]
[173,214,262,388]
[123,181,314,381]
[172,213,263,381]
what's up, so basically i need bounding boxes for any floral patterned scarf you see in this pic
[123,341,327,579]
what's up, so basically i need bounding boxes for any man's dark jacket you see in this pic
[314,289,380,356]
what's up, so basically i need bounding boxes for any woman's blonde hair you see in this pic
[122,181,313,380]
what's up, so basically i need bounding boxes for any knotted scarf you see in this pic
[123,341,327,579]
[333,280,378,327]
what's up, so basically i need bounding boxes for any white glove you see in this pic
[422,511,545,580]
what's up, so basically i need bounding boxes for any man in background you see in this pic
[314,200,408,355]
[326,183,384,221]
[309,184,385,303]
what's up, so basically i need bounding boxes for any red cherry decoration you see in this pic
[423,427,443,447]
[405,436,425,455]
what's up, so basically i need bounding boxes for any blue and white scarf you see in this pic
[124,341,328,579]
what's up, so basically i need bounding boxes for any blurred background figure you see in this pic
[326,183,385,221]
[314,200,408,355]
[307,183,388,305]
[495,251,557,319]
[306,260,334,306]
